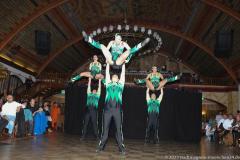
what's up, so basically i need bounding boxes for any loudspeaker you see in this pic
[35,30,51,55]
[214,30,233,58]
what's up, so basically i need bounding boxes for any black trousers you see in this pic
[0,117,8,133]
[99,107,124,150]
[145,112,159,141]
[82,107,98,138]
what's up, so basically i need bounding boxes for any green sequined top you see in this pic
[86,92,100,108]
[149,73,162,89]
[147,99,160,113]
[89,62,102,77]
[111,42,124,61]
[105,82,124,104]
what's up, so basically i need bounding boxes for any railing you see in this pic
[12,71,235,99]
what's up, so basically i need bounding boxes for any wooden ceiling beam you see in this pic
[0,0,70,51]
[202,0,240,22]
[50,7,89,57]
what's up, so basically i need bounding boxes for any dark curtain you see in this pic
[65,84,202,142]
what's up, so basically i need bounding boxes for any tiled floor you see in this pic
[0,134,240,160]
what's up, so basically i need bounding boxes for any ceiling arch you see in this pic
[0,0,70,50]
[202,0,240,22]
[36,19,237,84]
[0,0,239,52]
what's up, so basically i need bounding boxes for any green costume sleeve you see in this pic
[134,79,146,85]
[166,75,179,83]
[71,75,81,82]
[84,33,102,49]
[125,38,150,63]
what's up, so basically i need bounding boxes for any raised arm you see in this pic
[106,41,113,50]
[87,78,91,94]
[97,79,101,95]
[105,63,111,84]
[119,64,125,84]
[158,88,164,102]
[146,88,150,101]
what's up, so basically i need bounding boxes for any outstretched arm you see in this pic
[119,64,125,84]
[146,88,150,101]
[97,79,101,95]
[158,88,164,102]
[87,78,91,94]
[105,63,111,84]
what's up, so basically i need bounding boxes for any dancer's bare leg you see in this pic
[116,50,130,65]
[146,80,155,91]
[101,45,114,65]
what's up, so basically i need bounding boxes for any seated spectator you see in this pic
[15,103,25,138]
[24,99,34,136]
[216,114,227,144]
[33,102,47,136]
[43,102,52,133]
[218,114,234,144]
[0,94,22,137]
[232,115,240,147]
[205,118,217,142]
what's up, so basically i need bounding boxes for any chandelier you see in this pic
[87,24,163,58]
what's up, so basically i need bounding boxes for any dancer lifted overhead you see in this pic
[71,55,104,82]
[81,78,101,140]
[145,87,164,144]
[82,31,150,68]
[96,63,126,154]
[135,66,180,91]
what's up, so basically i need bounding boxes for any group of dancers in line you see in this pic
[70,33,179,154]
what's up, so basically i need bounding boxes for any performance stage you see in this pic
[65,85,202,142]
[1,134,240,160]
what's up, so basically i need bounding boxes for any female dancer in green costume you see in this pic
[135,66,180,91]
[82,32,150,68]
[71,55,104,82]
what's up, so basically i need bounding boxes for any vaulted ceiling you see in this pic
[0,0,240,85]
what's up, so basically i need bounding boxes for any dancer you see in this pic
[135,66,180,90]
[96,63,126,154]
[71,55,104,82]
[82,32,150,67]
[145,88,164,144]
[81,78,101,140]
